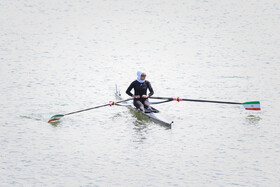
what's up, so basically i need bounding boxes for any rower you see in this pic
[126,71,154,112]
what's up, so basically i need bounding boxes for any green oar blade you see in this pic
[48,114,65,123]
[242,101,261,110]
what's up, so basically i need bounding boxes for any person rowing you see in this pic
[126,71,154,112]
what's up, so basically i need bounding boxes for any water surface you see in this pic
[1,0,280,186]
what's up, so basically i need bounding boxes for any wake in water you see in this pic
[245,115,262,125]
[20,115,61,126]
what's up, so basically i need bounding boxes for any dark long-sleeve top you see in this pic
[126,80,154,99]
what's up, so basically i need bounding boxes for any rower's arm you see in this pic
[147,81,154,97]
[126,82,134,97]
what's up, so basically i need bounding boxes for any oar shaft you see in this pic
[48,98,133,123]
[150,97,241,105]
[181,99,241,105]
[65,104,110,116]
[150,99,173,105]
[64,98,133,116]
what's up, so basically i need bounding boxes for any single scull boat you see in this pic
[48,85,260,124]
[115,85,173,128]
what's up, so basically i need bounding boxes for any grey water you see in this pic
[1,0,280,186]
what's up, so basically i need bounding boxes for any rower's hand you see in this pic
[142,95,148,98]
[133,95,140,98]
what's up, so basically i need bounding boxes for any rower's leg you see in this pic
[143,99,152,113]
[134,100,145,112]
[143,99,151,109]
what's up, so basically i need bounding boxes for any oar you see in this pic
[48,98,133,123]
[149,97,261,110]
